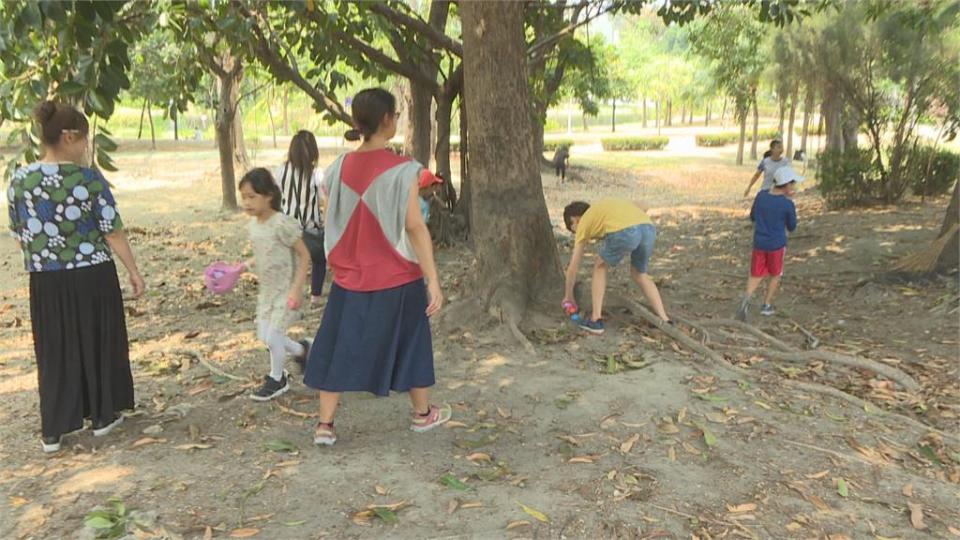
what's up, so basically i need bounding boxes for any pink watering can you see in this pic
[204,261,245,295]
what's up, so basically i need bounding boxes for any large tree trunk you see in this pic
[777,94,786,136]
[138,99,147,140]
[408,81,434,165]
[786,88,798,158]
[750,94,759,160]
[215,56,241,210]
[936,182,959,272]
[823,93,843,153]
[147,102,156,150]
[281,87,290,135]
[456,94,471,234]
[800,88,813,153]
[611,97,617,133]
[655,101,661,135]
[737,109,746,165]
[461,0,562,322]
[666,99,672,127]
[642,96,647,128]
[172,108,179,141]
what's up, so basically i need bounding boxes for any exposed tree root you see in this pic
[621,300,959,445]
[172,348,245,382]
[702,319,794,352]
[734,347,921,392]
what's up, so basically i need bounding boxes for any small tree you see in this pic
[688,5,766,165]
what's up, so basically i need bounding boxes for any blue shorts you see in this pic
[599,224,657,273]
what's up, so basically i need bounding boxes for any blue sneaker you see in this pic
[578,319,605,335]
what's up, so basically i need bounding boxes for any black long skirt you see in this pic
[29,261,134,438]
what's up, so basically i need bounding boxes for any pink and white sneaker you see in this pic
[410,404,452,433]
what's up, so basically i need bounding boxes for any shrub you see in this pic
[695,128,781,147]
[600,136,669,151]
[906,146,960,197]
[543,139,574,152]
[817,148,878,207]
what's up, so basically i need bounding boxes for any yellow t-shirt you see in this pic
[574,199,652,245]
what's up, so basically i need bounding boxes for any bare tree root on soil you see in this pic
[620,299,959,445]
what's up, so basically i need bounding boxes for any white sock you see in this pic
[266,332,288,381]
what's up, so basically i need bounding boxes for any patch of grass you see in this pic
[600,136,669,151]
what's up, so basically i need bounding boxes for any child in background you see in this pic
[736,166,802,321]
[418,170,444,223]
[562,198,671,335]
[744,139,790,197]
[239,168,312,401]
[276,130,326,304]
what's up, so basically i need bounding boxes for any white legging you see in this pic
[258,321,304,381]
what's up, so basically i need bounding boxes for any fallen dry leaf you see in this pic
[496,406,511,419]
[518,502,549,522]
[188,380,213,396]
[620,433,640,454]
[786,522,803,532]
[447,499,459,515]
[947,525,960,537]
[726,503,758,513]
[827,535,851,540]
[203,526,213,540]
[131,437,165,448]
[375,485,388,496]
[174,443,212,451]
[806,470,830,480]
[807,495,831,512]
[229,528,260,538]
[460,501,483,509]
[600,414,620,429]
[681,442,701,456]
[444,421,468,429]
[568,455,597,464]
[667,446,677,461]
[506,520,531,530]
[9,496,29,508]
[901,483,913,497]
[467,452,492,463]
[705,412,730,424]
[557,435,581,447]
[657,421,680,434]
[908,502,926,530]
[677,407,687,423]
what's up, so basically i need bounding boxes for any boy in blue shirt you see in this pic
[736,166,801,321]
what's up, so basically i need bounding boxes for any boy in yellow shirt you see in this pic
[562,199,671,335]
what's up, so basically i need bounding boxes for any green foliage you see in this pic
[601,136,669,151]
[906,146,960,197]
[0,1,154,173]
[817,148,882,207]
[696,128,781,147]
[128,29,202,118]
[687,5,767,120]
[543,139,574,152]
[83,498,135,539]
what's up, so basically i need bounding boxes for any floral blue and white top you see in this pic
[7,163,124,272]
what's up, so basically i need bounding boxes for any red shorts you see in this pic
[751,248,785,277]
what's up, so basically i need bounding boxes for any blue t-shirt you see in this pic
[750,190,797,251]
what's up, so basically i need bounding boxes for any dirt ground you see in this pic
[0,139,958,540]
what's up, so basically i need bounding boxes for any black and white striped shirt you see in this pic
[276,163,324,233]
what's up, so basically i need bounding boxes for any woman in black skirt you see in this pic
[6,101,145,453]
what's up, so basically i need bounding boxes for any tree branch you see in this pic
[238,2,352,126]
[367,1,463,57]
[527,0,618,60]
